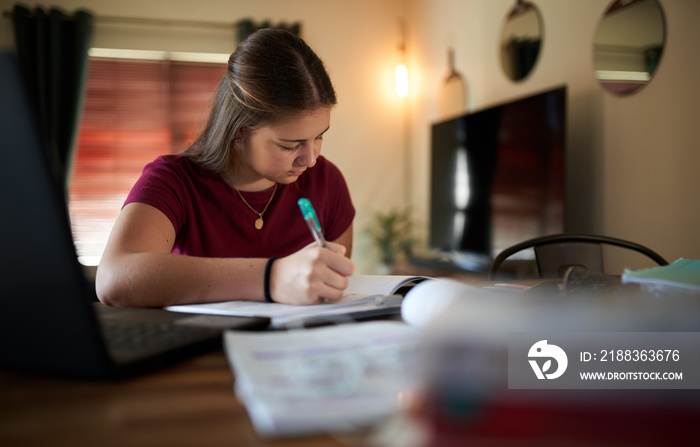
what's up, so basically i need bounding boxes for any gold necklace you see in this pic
[235,183,278,230]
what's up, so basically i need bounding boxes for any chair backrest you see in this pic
[488,233,668,281]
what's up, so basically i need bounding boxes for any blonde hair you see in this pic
[183,28,337,173]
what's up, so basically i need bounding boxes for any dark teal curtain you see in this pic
[11,4,93,197]
[236,19,302,44]
[645,46,663,75]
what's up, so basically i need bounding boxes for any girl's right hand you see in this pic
[269,242,355,305]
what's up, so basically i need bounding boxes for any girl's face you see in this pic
[235,107,331,191]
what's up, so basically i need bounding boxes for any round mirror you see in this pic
[593,0,665,96]
[500,0,543,82]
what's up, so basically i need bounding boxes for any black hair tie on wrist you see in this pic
[264,257,277,303]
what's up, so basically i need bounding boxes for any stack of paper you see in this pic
[621,258,700,293]
[224,321,420,438]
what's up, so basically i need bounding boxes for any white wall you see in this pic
[2,0,699,272]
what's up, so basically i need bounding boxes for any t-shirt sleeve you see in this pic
[124,157,190,233]
[321,160,355,242]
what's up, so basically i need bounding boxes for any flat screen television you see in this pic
[428,86,566,269]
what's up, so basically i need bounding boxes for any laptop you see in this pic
[0,52,270,380]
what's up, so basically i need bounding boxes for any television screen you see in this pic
[429,86,566,266]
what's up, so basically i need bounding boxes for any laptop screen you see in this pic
[0,52,112,376]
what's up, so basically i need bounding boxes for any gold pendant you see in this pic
[255,216,264,230]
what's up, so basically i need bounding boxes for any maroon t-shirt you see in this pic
[124,154,355,258]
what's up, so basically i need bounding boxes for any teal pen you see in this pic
[297,198,328,248]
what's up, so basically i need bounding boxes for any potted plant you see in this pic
[364,207,416,273]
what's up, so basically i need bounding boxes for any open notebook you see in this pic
[167,275,430,328]
[0,52,269,380]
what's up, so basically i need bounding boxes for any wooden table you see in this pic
[0,350,357,447]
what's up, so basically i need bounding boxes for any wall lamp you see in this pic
[395,19,409,98]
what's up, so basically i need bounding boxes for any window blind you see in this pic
[69,57,225,265]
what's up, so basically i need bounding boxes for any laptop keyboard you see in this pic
[101,321,221,358]
[94,306,268,368]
